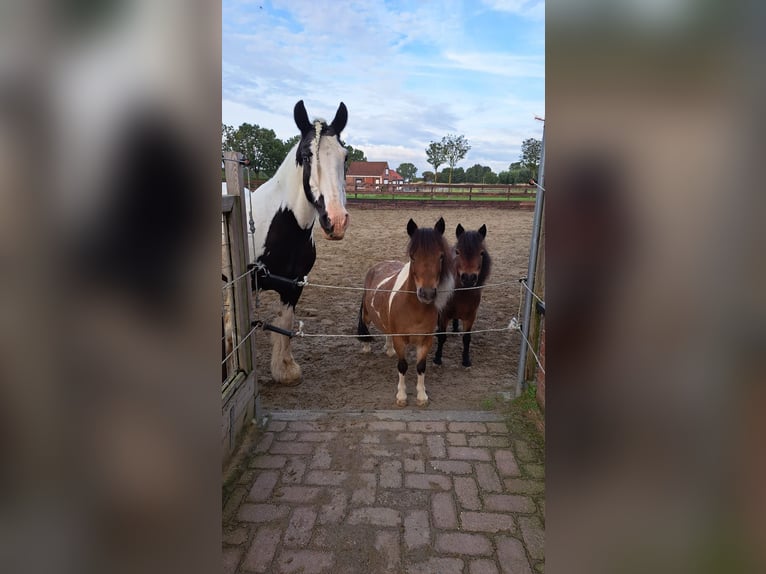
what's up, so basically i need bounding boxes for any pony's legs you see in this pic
[393,337,408,407]
[383,336,396,357]
[433,315,448,365]
[452,318,460,332]
[461,315,476,368]
[415,340,432,406]
[270,303,301,384]
[357,297,373,353]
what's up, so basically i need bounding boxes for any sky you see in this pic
[222,0,544,176]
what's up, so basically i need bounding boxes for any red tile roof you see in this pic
[346,161,389,177]
[389,170,403,181]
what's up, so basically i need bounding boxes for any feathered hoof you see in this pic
[416,398,429,407]
[272,360,302,385]
[396,398,408,408]
[361,343,372,354]
[385,347,397,357]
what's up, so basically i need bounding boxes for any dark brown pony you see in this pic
[433,223,491,367]
[357,217,454,406]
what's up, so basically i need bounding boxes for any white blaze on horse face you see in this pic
[310,132,349,240]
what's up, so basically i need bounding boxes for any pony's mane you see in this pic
[408,228,455,311]
[455,230,492,286]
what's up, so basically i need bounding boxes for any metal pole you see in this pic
[515,119,545,397]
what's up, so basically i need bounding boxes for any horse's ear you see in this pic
[456,223,464,238]
[294,100,312,135]
[407,218,418,237]
[435,217,445,235]
[330,102,348,134]
[478,224,487,238]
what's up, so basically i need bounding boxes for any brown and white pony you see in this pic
[433,223,492,367]
[357,217,454,406]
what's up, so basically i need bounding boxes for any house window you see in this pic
[384,179,388,184]
[375,178,380,184]
[385,168,389,176]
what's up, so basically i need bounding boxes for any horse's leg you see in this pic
[461,314,477,368]
[415,338,432,407]
[452,318,460,332]
[433,314,447,365]
[393,336,408,407]
[384,336,396,357]
[357,297,373,354]
[270,303,301,384]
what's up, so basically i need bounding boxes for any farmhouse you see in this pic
[346,161,397,191]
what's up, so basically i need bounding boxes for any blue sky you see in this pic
[223,0,544,175]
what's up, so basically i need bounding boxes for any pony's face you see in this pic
[407,217,450,304]
[294,101,349,240]
[454,223,488,287]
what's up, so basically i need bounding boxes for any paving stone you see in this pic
[406,557,464,574]
[460,511,514,533]
[429,460,473,475]
[361,457,379,471]
[503,478,544,495]
[248,470,279,501]
[350,472,376,505]
[408,421,447,433]
[297,431,339,442]
[318,488,347,525]
[347,506,401,527]
[310,445,332,469]
[223,526,249,546]
[222,547,241,574]
[404,509,430,549]
[523,463,545,479]
[237,503,289,523]
[223,487,247,522]
[475,463,503,493]
[496,536,533,574]
[469,435,511,448]
[518,516,545,561]
[241,525,281,572]
[368,421,406,431]
[266,420,287,432]
[448,446,491,461]
[374,530,401,570]
[404,458,425,473]
[405,473,451,491]
[237,470,255,485]
[281,457,307,484]
[448,422,487,433]
[470,559,500,574]
[446,432,467,446]
[362,445,399,458]
[277,549,334,573]
[284,507,317,547]
[426,435,447,458]
[484,494,536,513]
[380,460,403,488]
[513,440,536,462]
[431,491,457,529]
[435,532,493,556]
[486,422,508,434]
[494,450,520,476]
[376,488,430,509]
[454,477,481,510]
[304,470,350,486]
[396,432,425,445]
[276,431,298,441]
[250,454,288,469]
[274,486,321,503]
[286,421,322,432]
[270,441,316,456]
[361,433,381,443]
[254,432,274,453]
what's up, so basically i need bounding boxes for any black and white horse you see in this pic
[237,100,349,384]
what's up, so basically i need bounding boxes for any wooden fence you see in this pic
[221,151,259,464]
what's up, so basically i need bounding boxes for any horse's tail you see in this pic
[357,297,373,342]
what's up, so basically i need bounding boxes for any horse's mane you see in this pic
[408,228,455,310]
[456,230,492,286]
[295,119,343,167]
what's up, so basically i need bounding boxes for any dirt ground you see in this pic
[255,206,533,411]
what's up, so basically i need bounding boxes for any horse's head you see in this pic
[294,100,349,240]
[406,217,453,305]
[454,223,491,288]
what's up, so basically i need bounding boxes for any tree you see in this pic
[396,162,417,182]
[425,141,446,182]
[484,171,499,184]
[220,122,286,178]
[422,170,435,183]
[465,163,494,183]
[441,134,471,184]
[347,145,367,162]
[282,134,301,153]
[520,138,542,180]
[498,171,511,184]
